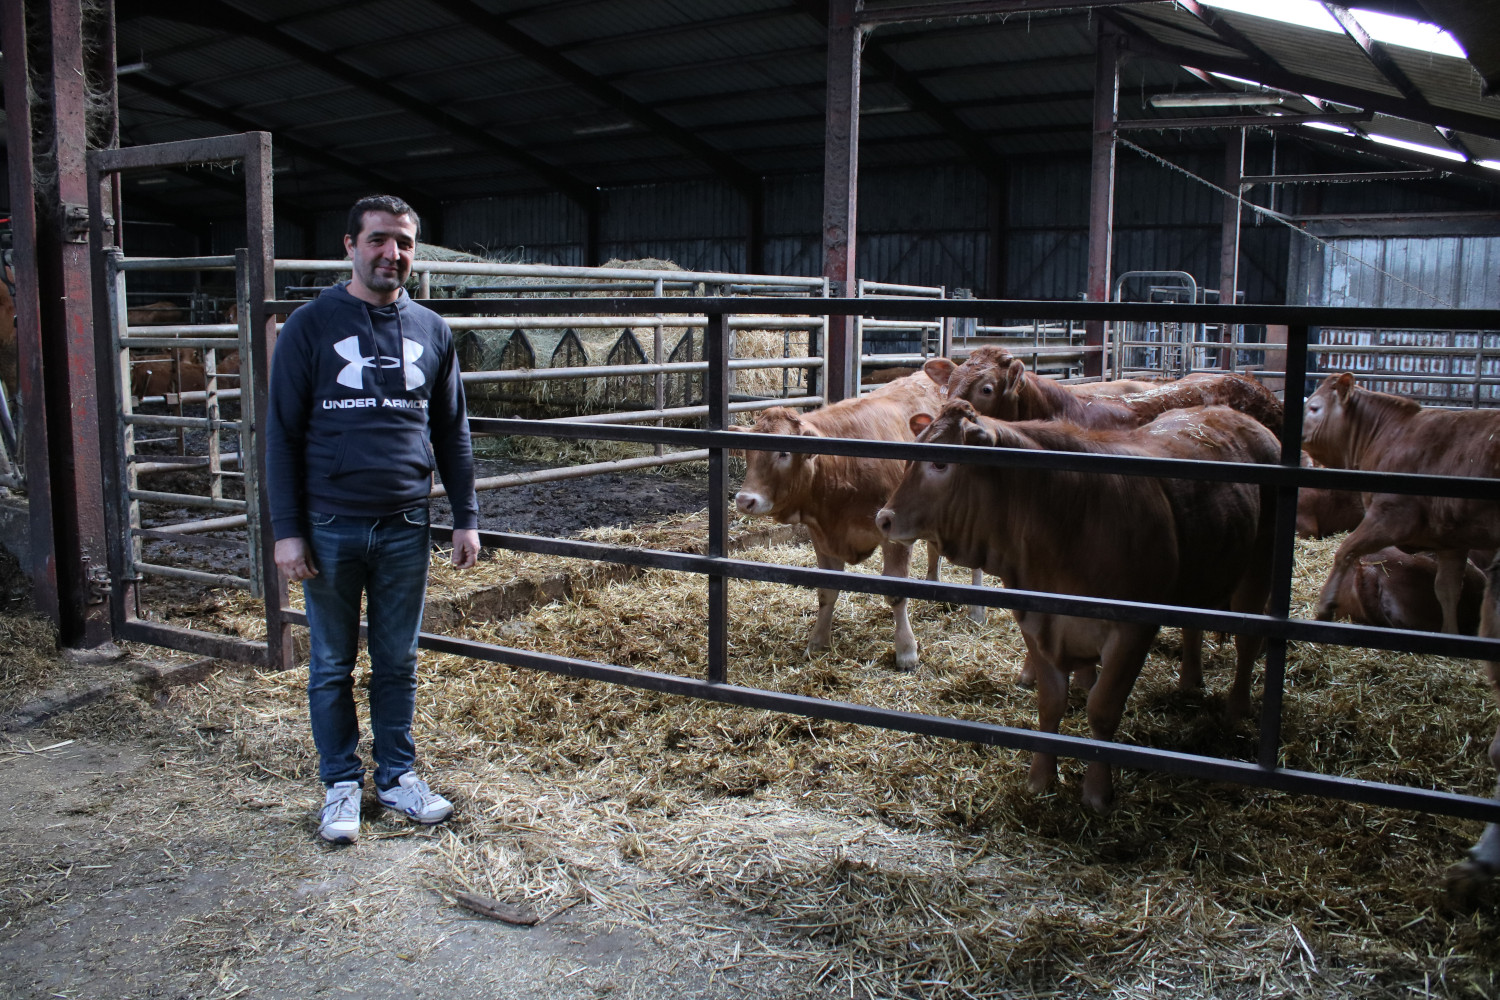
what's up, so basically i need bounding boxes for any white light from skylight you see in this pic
[1197,2,1466,58]
[1302,122,1353,134]
[1477,160,1500,172]
[1367,134,1467,162]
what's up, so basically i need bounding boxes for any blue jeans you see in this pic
[302,507,431,790]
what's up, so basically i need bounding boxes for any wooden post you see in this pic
[822,0,863,403]
[1084,20,1120,379]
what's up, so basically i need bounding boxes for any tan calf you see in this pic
[732,372,972,670]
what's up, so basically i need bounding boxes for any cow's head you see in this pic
[733,407,822,517]
[1302,372,1358,468]
[945,347,1026,420]
[879,400,1003,545]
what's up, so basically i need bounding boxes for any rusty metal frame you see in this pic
[88,132,279,668]
[1,0,61,624]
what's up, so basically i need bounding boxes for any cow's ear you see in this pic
[1332,372,1355,401]
[922,358,955,387]
[961,418,997,447]
[1002,359,1026,389]
[724,423,745,460]
[910,413,934,436]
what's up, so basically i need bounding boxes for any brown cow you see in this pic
[1326,547,1485,634]
[924,348,1283,435]
[1296,451,1365,539]
[876,401,1277,812]
[731,372,977,670]
[126,300,187,326]
[1302,373,1500,634]
[1300,372,1500,900]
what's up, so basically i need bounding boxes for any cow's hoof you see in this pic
[1444,858,1496,911]
[1081,786,1115,815]
[895,650,920,672]
[968,606,987,625]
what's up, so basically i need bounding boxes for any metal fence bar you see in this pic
[706,312,729,686]
[134,561,254,590]
[430,525,1500,662]
[460,356,823,384]
[127,490,247,512]
[468,417,1500,501]
[540,397,823,426]
[286,603,1500,824]
[1259,324,1311,770]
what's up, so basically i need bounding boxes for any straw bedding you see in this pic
[149,525,1500,998]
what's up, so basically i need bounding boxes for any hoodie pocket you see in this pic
[326,439,348,478]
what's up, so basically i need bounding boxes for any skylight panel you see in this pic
[1195,1,1465,58]
[1366,134,1467,162]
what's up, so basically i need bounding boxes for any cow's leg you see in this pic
[1449,563,1500,906]
[1080,626,1156,814]
[1314,507,1410,621]
[1434,549,1468,634]
[1023,653,1095,691]
[1027,653,1070,795]
[923,540,940,582]
[807,549,843,655]
[968,568,987,625]
[1178,627,1204,693]
[880,540,919,670]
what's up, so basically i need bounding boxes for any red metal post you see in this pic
[40,0,111,646]
[1220,127,1245,305]
[822,0,863,403]
[1084,21,1120,379]
[242,134,292,671]
[1,0,59,624]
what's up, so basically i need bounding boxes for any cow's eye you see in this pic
[979,385,993,395]
[777,451,790,460]
[931,462,947,472]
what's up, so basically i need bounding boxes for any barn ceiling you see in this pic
[95,0,1500,218]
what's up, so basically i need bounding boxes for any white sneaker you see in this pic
[376,772,453,825]
[319,781,362,844]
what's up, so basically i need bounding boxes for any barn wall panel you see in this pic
[440,192,586,258]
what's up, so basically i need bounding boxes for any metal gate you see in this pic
[87,132,282,667]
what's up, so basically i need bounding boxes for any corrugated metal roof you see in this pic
[105,0,1500,218]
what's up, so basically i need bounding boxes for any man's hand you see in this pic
[451,528,481,569]
[275,536,319,582]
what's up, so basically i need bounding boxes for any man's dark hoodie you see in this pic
[266,281,478,541]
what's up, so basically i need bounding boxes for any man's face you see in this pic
[345,210,417,295]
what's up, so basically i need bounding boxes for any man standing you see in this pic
[267,195,481,844]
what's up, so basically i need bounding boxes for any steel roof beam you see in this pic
[127,1,601,211]
[1107,11,1500,143]
[855,0,1159,27]
[423,0,760,196]
[796,0,1006,184]
[1175,0,1289,73]
[1286,124,1500,187]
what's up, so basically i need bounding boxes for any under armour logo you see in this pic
[333,336,425,390]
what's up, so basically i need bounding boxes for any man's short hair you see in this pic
[346,195,421,241]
